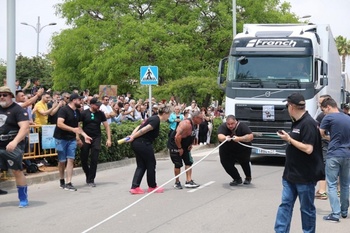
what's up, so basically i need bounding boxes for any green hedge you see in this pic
[75,118,223,165]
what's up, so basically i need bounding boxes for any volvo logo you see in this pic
[265,91,271,97]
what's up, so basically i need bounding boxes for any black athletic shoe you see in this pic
[243,178,252,185]
[0,189,7,195]
[64,183,77,191]
[230,178,243,186]
[323,214,339,222]
[184,180,200,188]
[88,182,96,187]
[174,181,183,189]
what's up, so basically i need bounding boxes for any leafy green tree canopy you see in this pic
[50,0,298,96]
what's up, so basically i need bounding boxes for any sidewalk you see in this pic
[0,144,216,190]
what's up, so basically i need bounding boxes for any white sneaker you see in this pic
[204,142,207,145]
[199,142,203,145]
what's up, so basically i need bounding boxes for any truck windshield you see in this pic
[228,56,312,83]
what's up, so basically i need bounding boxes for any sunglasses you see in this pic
[0,93,9,97]
[91,113,95,120]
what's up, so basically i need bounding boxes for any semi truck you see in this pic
[217,24,345,156]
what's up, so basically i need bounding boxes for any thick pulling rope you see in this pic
[82,140,228,233]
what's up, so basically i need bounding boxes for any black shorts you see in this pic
[169,149,193,168]
[0,144,24,171]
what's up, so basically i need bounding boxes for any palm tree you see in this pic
[335,36,350,72]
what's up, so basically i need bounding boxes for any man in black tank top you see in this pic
[168,111,203,189]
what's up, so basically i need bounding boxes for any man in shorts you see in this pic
[54,93,91,191]
[0,86,29,207]
[167,111,203,189]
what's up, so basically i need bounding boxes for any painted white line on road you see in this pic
[187,181,216,193]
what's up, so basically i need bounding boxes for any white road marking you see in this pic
[187,181,216,193]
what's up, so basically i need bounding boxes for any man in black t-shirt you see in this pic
[54,93,91,191]
[0,86,29,207]
[80,98,111,187]
[274,93,323,233]
[217,115,254,186]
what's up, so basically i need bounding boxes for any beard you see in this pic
[0,101,8,108]
[75,103,81,108]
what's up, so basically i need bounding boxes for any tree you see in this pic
[336,35,350,72]
[0,55,54,91]
[50,0,298,97]
[16,54,54,91]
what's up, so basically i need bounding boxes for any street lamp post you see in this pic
[21,16,56,56]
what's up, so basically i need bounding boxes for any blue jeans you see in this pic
[325,157,350,218]
[55,139,77,162]
[275,179,316,233]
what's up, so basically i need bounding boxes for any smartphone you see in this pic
[277,130,283,134]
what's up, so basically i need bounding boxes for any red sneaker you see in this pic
[147,186,164,193]
[129,187,144,194]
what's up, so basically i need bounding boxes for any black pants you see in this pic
[131,140,157,188]
[219,147,251,180]
[198,122,208,143]
[80,136,101,183]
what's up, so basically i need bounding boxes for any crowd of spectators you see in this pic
[11,80,226,146]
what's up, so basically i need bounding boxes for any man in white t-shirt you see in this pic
[99,96,115,124]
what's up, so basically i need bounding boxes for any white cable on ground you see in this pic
[82,140,228,233]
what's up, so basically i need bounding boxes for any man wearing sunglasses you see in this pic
[79,98,111,187]
[0,86,30,207]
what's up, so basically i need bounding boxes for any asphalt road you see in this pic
[1,147,349,233]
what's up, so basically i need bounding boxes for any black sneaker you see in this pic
[230,178,243,186]
[341,214,347,219]
[323,214,339,222]
[174,181,183,189]
[88,182,96,187]
[0,189,7,195]
[184,180,200,188]
[60,179,65,189]
[243,178,252,185]
[64,183,77,191]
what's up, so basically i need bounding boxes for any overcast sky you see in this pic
[1,0,349,72]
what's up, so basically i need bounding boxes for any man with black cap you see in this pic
[79,98,111,187]
[274,93,324,233]
[54,93,92,191]
[0,86,30,207]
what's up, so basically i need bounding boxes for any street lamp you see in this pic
[21,16,57,56]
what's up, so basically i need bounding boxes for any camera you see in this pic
[121,108,125,112]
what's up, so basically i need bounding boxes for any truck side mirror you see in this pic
[217,57,228,85]
[321,62,328,76]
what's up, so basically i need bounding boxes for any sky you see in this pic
[0,0,350,72]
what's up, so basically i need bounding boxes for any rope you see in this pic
[82,140,228,233]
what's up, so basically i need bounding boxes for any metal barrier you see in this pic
[23,124,57,160]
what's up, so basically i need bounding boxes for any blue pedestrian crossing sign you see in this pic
[140,66,158,85]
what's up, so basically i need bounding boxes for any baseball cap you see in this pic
[152,104,158,109]
[90,98,102,107]
[283,93,305,106]
[0,86,14,97]
[69,93,84,101]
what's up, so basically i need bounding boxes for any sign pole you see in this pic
[149,85,152,117]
